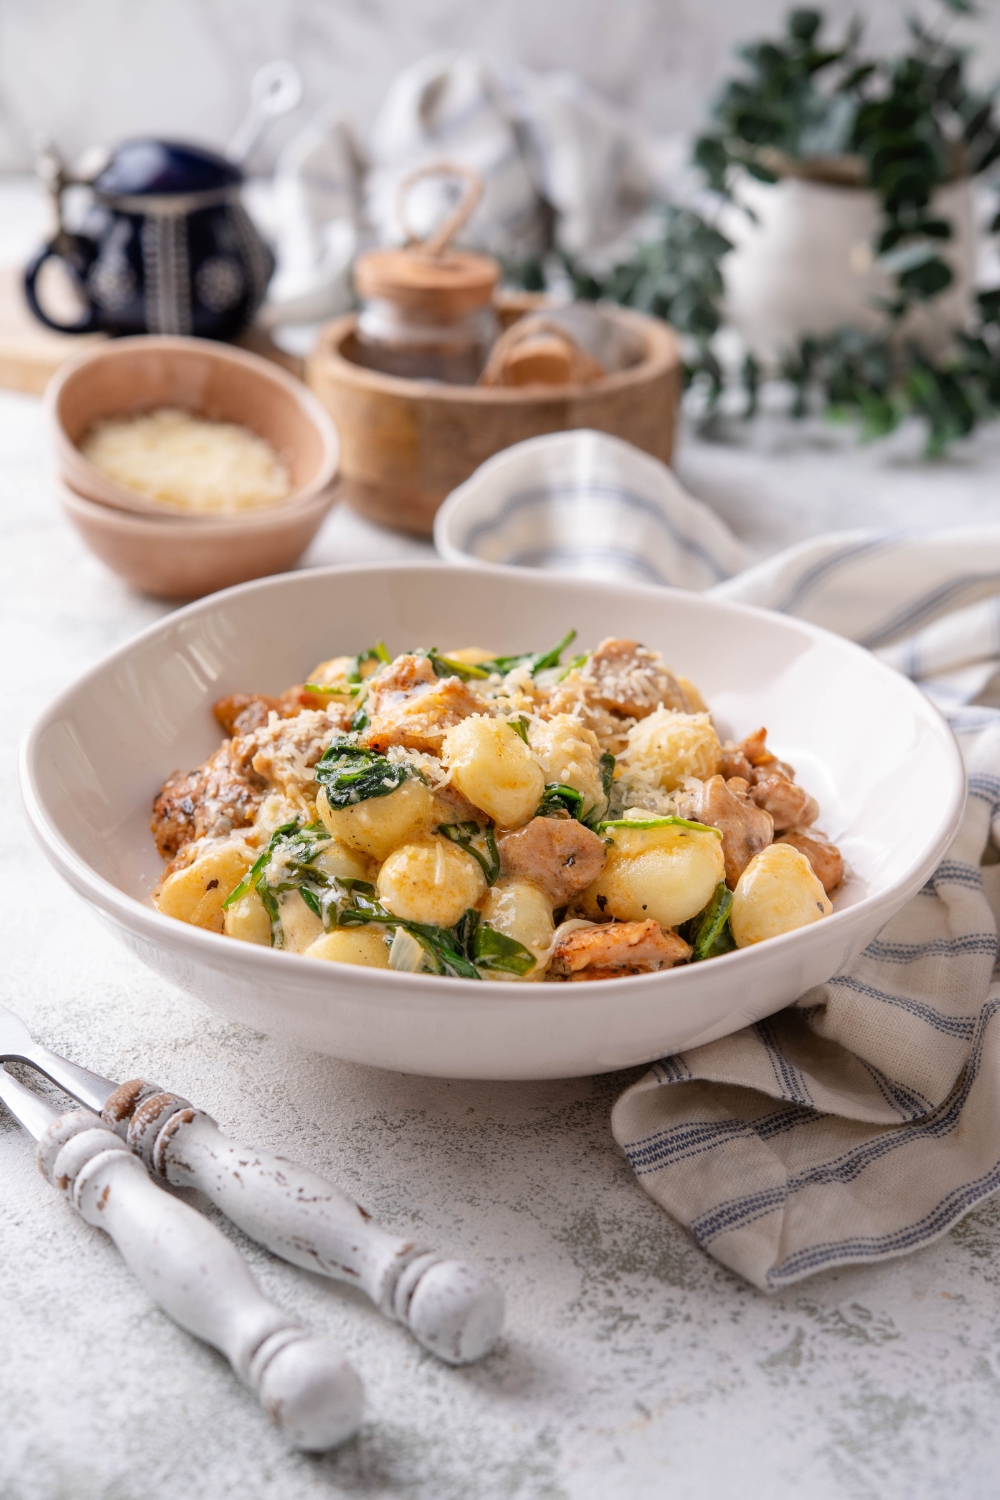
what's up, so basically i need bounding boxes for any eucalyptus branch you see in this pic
[506,0,1000,453]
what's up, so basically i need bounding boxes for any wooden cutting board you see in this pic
[0,264,304,394]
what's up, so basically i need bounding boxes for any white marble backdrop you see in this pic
[1,0,998,174]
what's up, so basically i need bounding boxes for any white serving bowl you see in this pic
[19,563,964,1081]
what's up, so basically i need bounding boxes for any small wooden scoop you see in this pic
[478,314,605,389]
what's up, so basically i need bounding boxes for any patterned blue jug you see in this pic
[24,138,274,340]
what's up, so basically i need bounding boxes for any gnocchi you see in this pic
[621,709,722,793]
[480,879,555,980]
[316,776,440,860]
[155,843,252,932]
[578,821,725,929]
[223,889,271,945]
[529,714,607,821]
[442,715,545,828]
[152,631,841,982]
[305,929,392,968]
[377,836,487,928]
[730,843,833,947]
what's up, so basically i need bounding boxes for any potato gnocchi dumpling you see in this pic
[443,715,545,829]
[305,929,392,968]
[224,889,271,945]
[317,776,439,860]
[480,879,556,981]
[730,843,833,947]
[578,821,725,929]
[528,715,608,822]
[151,630,841,981]
[621,709,722,793]
[377,837,487,928]
[155,843,252,932]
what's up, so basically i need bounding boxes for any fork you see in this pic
[0,1003,503,1365]
[0,1063,363,1450]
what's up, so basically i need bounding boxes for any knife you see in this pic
[0,1004,503,1365]
[0,1063,363,1450]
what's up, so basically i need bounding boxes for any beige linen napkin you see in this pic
[440,430,1000,1287]
[612,710,1000,1289]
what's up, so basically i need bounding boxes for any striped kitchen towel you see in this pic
[438,430,1000,1286]
[438,431,1000,708]
[612,708,1000,1288]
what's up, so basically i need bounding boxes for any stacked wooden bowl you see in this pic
[307,299,682,537]
[48,336,339,599]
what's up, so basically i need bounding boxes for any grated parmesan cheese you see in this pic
[80,407,292,514]
[384,744,452,786]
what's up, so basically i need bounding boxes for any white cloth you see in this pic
[259,106,365,327]
[263,53,654,324]
[712,530,1000,709]
[626,476,1000,1284]
[613,710,1000,1289]
[440,427,1000,1287]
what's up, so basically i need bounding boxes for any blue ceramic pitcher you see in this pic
[24,138,275,340]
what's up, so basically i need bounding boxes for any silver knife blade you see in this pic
[0,1064,60,1141]
[0,1005,116,1112]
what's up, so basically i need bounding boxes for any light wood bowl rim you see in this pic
[46,334,340,520]
[308,305,680,405]
[56,473,338,536]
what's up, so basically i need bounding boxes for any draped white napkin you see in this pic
[262,53,654,326]
[612,710,1000,1288]
[624,518,1000,1286]
[438,428,1000,1286]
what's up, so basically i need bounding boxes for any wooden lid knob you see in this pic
[355,161,500,321]
[354,247,499,318]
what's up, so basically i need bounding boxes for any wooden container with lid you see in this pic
[308,295,681,536]
[353,165,501,383]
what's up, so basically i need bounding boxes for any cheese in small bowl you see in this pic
[80,407,292,514]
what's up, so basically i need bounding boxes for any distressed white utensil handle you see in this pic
[104,1080,504,1366]
[38,1110,363,1451]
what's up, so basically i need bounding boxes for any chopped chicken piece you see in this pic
[153,703,352,863]
[720,726,800,783]
[214,693,285,736]
[151,743,266,860]
[779,828,844,893]
[367,653,436,703]
[540,695,637,757]
[247,709,346,801]
[749,772,818,832]
[719,745,753,781]
[434,782,482,824]
[362,654,483,755]
[498,817,607,906]
[549,637,690,723]
[720,727,773,779]
[551,920,691,977]
[686,774,774,886]
[212,687,340,736]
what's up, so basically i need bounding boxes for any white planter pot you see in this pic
[722,173,977,360]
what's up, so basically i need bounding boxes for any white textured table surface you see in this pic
[6,382,1000,1500]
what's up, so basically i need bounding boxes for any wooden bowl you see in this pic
[306,303,681,536]
[47,335,339,520]
[56,476,336,600]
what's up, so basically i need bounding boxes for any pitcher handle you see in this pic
[23,237,102,334]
